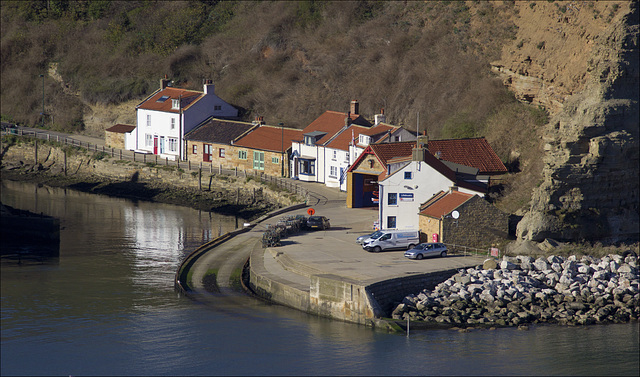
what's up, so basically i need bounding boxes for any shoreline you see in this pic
[0,167,283,221]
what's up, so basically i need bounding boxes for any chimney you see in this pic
[450,185,458,192]
[374,108,386,126]
[203,79,214,95]
[412,146,426,162]
[350,100,359,115]
[160,76,170,90]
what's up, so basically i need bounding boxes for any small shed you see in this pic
[105,124,136,150]
[419,188,509,249]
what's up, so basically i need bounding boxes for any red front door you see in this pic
[153,136,158,154]
[203,144,212,162]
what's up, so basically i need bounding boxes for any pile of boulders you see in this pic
[392,254,639,327]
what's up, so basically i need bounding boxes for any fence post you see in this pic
[219,164,221,174]
[155,155,158,164]
[177,159,180,169]
[188,160,191,170]
[119,150,122,159]
[34,139,38,164]
[235,166,238,176]
[133,152,136,162]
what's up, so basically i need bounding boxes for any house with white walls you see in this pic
[290,100,372,183]
[134,78,238,160]
[378,147,486,231]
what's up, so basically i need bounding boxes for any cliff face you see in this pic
[493,1,639,243]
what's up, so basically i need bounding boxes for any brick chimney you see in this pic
[160,76,170,90]
[350,100,359,115]
[412,146,426,162]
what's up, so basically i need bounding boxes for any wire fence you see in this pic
[444,242,500,258]
[2,127,311,200]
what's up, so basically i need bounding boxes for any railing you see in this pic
[2,128,310,200]
[443,242,498,258]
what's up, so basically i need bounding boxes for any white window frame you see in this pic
[329,166,338,178]
[146,114,151,127]
[168,138,177,152]
[171,118,175,129]
[145,134,153,147]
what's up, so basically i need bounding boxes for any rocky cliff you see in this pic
[492,1,638,243]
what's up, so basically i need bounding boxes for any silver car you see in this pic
[404,242,448,260]
[356,230,382,244]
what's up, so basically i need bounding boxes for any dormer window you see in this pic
[171,99,180,110]
[359,134,371,146]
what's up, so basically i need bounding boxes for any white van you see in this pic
[362,229,420,252]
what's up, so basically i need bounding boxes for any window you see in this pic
[159,136,165,154]
[203,144,212,162]
[300,159,315,175]
[387,216,397,228]
[168,138,177,152]
[404,171,412,179]
[253,151,265,170]
[394,136,400,142]
[171,118,175,129]
[332,150,337,160]
[145,134,153,147]
[329,166,338,178]
[238,150,247,160]
[146,115,151,127]
[192,145,197,154]
[304,135,315,146]
[171,99,180,109]
[219,148,225,158]
[214,105,222,111]
[345,152,350,162]
[272,156,280,164]
[388,193,398,206]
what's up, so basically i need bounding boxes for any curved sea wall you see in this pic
[393,254,639,327]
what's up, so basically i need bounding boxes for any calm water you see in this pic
[1,179,638,376]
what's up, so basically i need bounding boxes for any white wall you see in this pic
[379,161,455,230]
[135,109,181,158]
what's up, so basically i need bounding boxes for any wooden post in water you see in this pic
[64,149,67,176]
[198,168,202,191]
[34,139,38,164]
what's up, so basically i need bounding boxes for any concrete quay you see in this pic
[246,181,487,326]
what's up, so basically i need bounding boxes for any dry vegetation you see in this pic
[1,0,554,213]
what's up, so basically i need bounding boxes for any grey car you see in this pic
[404,242,448,260]
[356,230,382,244]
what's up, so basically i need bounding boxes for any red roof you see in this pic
[234,125,304,153]
[419,191,474,218]
[369,141,416,165]
[302,110,371,145]
[361,123,396,137]
[325,124,368,150]
[105,124,136,133]
[427,138,507,175]
[137,87,203,113]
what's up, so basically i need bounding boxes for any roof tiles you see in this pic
[302,110,371,145]
[185,118,256,144]
[234,125,304,153]
[427,138,507,174]
[419,191,474,218]
[137,87,203,113]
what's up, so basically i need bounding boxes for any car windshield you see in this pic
[368,231,383,239]
[309,216,322,221]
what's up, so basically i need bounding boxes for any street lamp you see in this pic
[39,74,44,128]
[279,122,284,177]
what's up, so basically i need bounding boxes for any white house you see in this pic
[378,147,486,230]
[134,78,238,160]
[290,100,372,184]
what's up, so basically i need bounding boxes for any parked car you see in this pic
[404,242,448,260]
[307,216,330,230]
[362,229,419,252]
[356,230,382,244]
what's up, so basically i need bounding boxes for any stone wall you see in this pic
[443,196,510,249]
[1,142,297,208]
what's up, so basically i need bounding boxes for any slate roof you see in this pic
[185,117,257,144]
[137,87,203,113]
[105,124,136,133]
[234,125,304,153]
[419,190,474,218]
[301,110,372,146]
[427,138,507,175]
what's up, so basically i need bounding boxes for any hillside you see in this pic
[1,1,637,244]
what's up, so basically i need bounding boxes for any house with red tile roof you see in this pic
[232,124,303,177]
[185,117,303,177]
[426,138,507,175]
[418,188,508,248]
[134,78,238,160]
[290,100,417,190]
[290,100,372,185]
[377,147,486,231]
